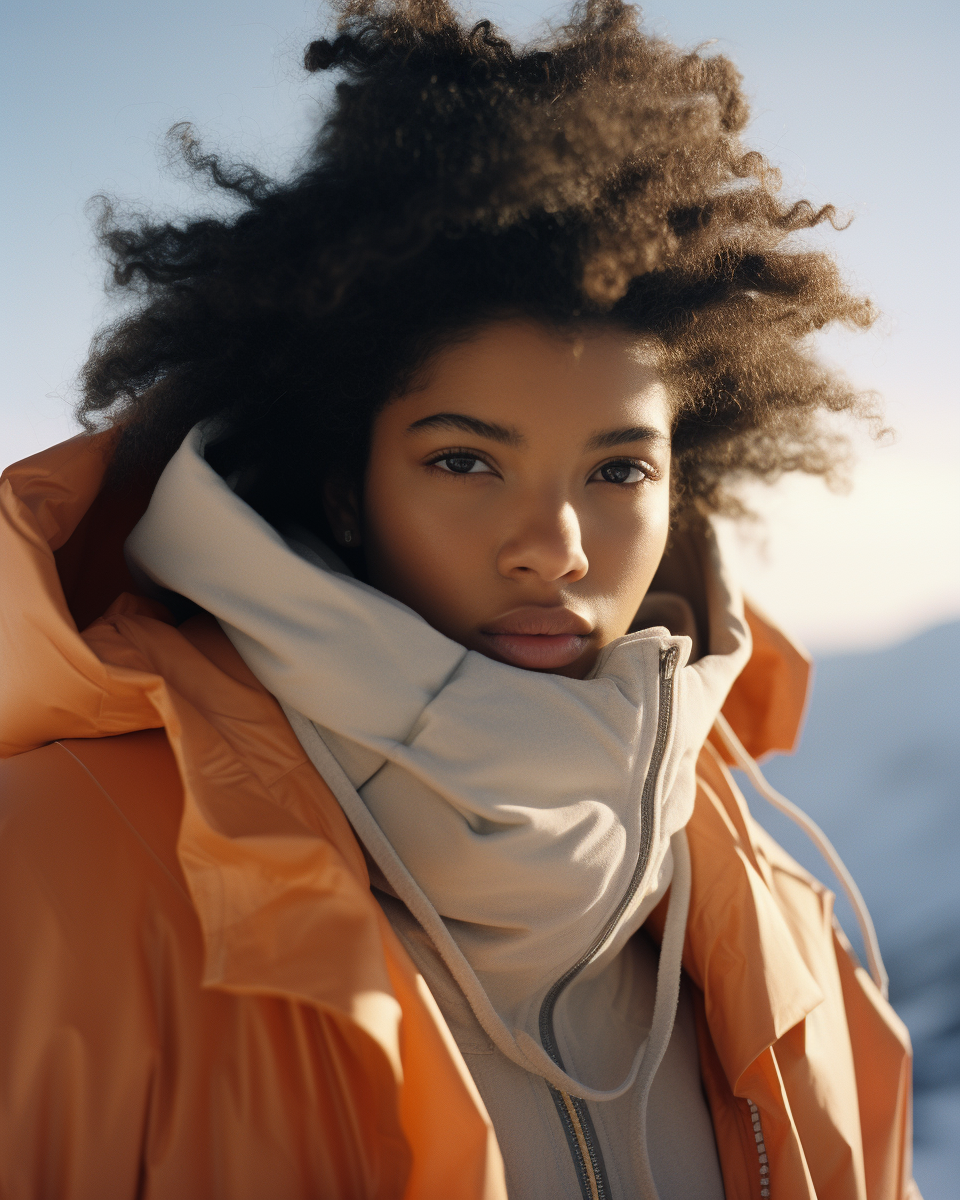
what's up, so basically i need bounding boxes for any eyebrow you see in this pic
[405,412,669,453]
[405,412,525,447]
[585,425,671,451]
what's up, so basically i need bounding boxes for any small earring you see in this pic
[343,530,353,544]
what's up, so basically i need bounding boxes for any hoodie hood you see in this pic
[125,428,747,996]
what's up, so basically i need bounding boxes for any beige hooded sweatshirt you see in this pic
[127,425,754,1199]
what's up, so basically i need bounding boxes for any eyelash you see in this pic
[425,448,499,477]
[424,449,657,484]
[589,457,654,485]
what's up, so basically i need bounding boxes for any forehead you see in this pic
[385,319,673,438]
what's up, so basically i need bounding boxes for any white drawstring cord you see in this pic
[632,826,692,1200]
[713,712,889,999]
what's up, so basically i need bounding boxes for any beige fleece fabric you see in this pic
[126,424,750,1197]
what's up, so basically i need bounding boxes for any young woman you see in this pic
[0,2,919,1197]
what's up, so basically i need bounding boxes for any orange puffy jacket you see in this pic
[0,433,920,1200]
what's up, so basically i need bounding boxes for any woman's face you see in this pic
[329,319,673,679]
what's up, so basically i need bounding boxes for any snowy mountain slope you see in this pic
[742,620,960,1197]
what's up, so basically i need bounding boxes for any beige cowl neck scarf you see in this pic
[127,426,751,1190]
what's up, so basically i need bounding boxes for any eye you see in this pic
[591,459,648,485]
[429,452,495,476]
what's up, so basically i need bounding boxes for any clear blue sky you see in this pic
[3,0,958,645]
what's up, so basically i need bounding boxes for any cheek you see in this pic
[588,489,671,629]
[633,490,672,584]
[362,463,427,586]
[361,461,487,629]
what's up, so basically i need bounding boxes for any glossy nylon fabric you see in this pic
[0,432,923,1200]
[0,434,509,1200]
[126,427,751,1090]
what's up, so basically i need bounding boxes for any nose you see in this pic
[496,498,589,583]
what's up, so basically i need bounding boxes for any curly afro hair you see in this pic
[78,0,877,537]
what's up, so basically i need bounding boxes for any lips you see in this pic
[478,606,593,671]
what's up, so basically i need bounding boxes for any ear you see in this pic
[322,473,362,548]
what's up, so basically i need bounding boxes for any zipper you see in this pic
[746,1099,770,1198]
[550,1085,609,1200]
[540,644,680,1200]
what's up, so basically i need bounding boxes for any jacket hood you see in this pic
[0,432,163,756]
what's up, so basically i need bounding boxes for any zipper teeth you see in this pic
[538,643,679,1200]
[571,1093,608,1200]
[556,1090,604,1200]
[538,643,679,1059]
[747,1099,770,1198]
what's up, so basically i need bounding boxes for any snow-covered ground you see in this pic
[742,620,960,1199]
